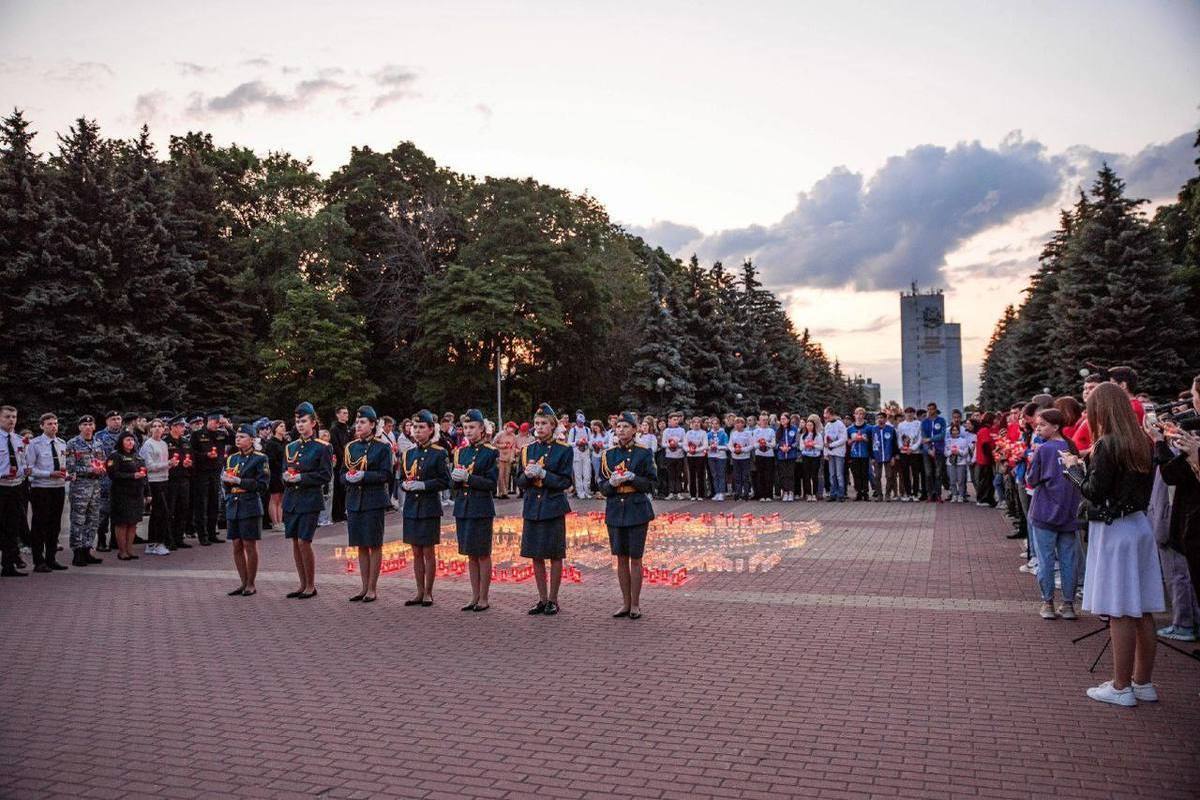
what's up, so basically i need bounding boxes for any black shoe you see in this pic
[612,610,630,618]
[349,592,366,602]
[361,595,376,603]
[33,564,52,573]
[420,599,433,607]
[543,601,559,616]
[403,598,424,606]
[241,589,257,597]
[297,589,317,599]
[628,610,642,620]
[1005,531,1027,539]
[47,560,68,571]
[199,539,211,547]
[286,590,304,598]
[527,601,547,615]
[1,566,27,577]
[86,552,103,564]
[228,586,247,596]
[14,556,26,568]
[472,604,489,612]
[210,536,225,543]
[72,550,89,567]
[133,536,146,544]
[175,541,192,549]
[461,603,478,611]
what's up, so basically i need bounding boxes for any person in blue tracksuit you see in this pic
[921,403,948,502]
[451,408,499,612]
[222,424,269,596]
[846,408,873,501]
[599,411,657,620]
[516,403,574,616]
[401,409,451,607]
[342,405,394,603]
[282,402,332,599]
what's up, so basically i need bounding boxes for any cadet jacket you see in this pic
[65,435,107,480]
[341,437,394,513]
[515,438,573,520]
[598,441,657,527]
[451,441,498,520]
[166,434,194,480]
[189,427,231,473]
[401,443,451,520]
[282,437,333,514]
[224,450,269,519]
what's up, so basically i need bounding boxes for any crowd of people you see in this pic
[2,364,1198,707]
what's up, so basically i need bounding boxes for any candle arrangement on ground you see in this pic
[333,510,820,586]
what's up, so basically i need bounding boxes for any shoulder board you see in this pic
[633,442,648,449]
[429,444,444,451]
[480,443,496,450]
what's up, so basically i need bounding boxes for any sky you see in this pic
[2,0,1198,404]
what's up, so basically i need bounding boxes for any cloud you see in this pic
[624,220,705,254]
[241,57,271,68]
[187,77,353,116]
[176,61,212,76]
[635,129,1197,292]
[133,91,169,122]
[43,60,113,83]
[369,64,418,109]
[807,314,899,338]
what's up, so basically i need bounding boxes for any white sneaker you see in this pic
[144,544,157,556]
[1019,560,1039,574]
[1086,681,1136,707]
[714,493,724,502]
[1130,681,1158,702]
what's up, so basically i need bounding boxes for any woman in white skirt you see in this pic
[1060,382,1162,707]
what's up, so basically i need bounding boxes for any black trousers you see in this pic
[332,476,347,522]
[753,456,774,499]
[974,464,995,506]
[776,460,796,494]
[167,477,191,545]
[29,486,65,565]
[0,484,24,568]
[191,471,220,541]
[666,458,686,495]
[148,482,172,545]
[685,456,707,498]
[849,458,870,499]
[799,456,820,497]
[904,453,924,497]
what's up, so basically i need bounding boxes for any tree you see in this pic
[979,304,1019,408]
[1153,129,1200,344]
[621,246,695,415]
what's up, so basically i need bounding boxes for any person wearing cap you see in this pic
[165,416,194,549]
[189,410,231,545]
[64,415,106,566]
[281,402,331,599]
[93,410,124,552]
[492,421,518,499]
[452,409,499,611]
[342,406,393,603]
[220,424,269,595]
[400,409,450,606]
[516,403,574,616]
[0,405,31,576]
[599,411,657,619]
[567,411,592,500]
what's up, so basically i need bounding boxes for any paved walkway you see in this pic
[1,498,1196,799]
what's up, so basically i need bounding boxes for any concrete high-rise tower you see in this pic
[900,284,963,414]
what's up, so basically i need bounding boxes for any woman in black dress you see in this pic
[264,421,287,529]
[107,431,146,561]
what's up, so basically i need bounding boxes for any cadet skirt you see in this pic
[227,516,262,541]
[520,516,567,560]
[403,516,441,547]
[109,485,145,526]
[347,508,385,548]
[607,523,649,559]
[455,517,494,557]
[1082,511,1165,618]
[284,511,319,542]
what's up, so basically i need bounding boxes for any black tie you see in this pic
[5,433,15,473]
[51,440,61,471]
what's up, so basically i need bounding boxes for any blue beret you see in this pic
[463,408,485,424]
[618,411,638,427]
[536,402,556,418]
[295,401,316,418]
[415,409,436,426]
[237,424,257,438]
[356,405,378,422]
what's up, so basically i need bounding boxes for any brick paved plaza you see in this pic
[2,499,1197,799]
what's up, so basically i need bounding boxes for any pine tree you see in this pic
[1152,129,1200,349]
[621,248,695,415]
[0,109,51,411]
[979,304,1019,408]
[1009,208,1073,398]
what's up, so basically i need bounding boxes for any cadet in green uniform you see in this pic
[451,408,499,611]
[223,424,270,596]
[401,409,450,607]
[342,405,393,603]
[599,411,657,619]
[516,403,574,616]
[282,402,332,599]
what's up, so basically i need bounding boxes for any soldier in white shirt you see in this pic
[821,407,848,502]
[0,405,30,576]
[567,412,592,499]
[26,412,72,571]
[751,413,777,502]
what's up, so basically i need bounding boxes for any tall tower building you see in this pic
[900,284,963,414]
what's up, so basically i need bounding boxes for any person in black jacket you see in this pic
[1060,382,1162,708]
[329,406,351,523]
[1154,376,1200,641]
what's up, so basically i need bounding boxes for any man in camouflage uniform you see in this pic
[65,415,106,566]
[93,410,123,552]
